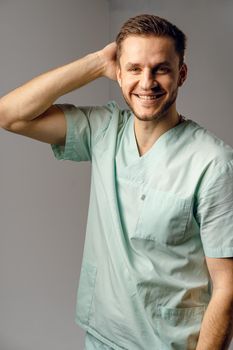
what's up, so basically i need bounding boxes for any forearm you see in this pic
[0,51,104,125]
[196,290,233,350]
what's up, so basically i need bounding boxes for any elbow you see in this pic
[0,99,14,130]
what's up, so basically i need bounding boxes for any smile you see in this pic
[134,93,166,100]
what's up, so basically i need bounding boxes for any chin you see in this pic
[126,99,167,121]
[131,105,165,121]
[134,112,163,122]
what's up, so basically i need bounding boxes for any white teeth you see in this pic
[137,94,163,100]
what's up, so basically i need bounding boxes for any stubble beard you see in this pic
[122,88,178,123]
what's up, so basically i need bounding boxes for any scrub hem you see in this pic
[75,317,127,350]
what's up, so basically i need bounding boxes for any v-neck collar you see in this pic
[115,113,192,184]
[131,115,188,160]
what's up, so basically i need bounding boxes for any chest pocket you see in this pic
[134,189,192,245]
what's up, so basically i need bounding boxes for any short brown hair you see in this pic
[116,14,187,66]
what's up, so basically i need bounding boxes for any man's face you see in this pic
[116,35,187,122]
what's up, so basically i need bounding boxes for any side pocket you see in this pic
[155,305,207,349]
[76,261,97,326]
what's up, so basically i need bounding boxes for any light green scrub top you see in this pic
[51,101,233,350]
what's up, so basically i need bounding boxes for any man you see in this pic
[0,14,233,350]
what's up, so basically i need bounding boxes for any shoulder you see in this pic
[89,101,132,136]
[185,119,233,164]
[184,119,233,193]
[88,100,130,125]
[62,100,131,141]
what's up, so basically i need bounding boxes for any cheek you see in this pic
[162,76,179,91]
[121,76,137,93]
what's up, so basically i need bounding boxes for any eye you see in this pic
[156,66,170,74]
[128,67,140,73]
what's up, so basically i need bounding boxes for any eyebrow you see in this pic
[125,61,172,69]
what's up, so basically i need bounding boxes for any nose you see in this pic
[139,70,157,90]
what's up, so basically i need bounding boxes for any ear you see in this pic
[178,63,188,87]
[116,65,122,87]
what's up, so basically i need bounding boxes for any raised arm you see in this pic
[0,42,117,145]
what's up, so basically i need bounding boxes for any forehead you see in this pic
[120,35,179,66]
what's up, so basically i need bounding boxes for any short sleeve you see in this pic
[195,160,233,258]
[51,102,116,162]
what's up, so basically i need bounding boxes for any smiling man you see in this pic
[116,31,187,156]
[116,35,185,121]
[1,14,233,350]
